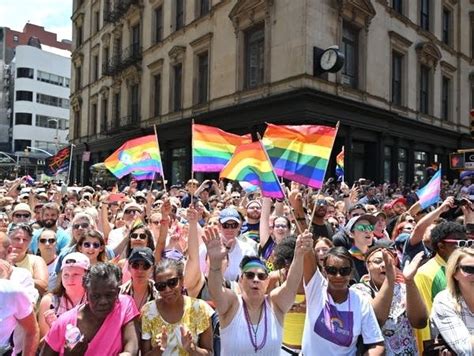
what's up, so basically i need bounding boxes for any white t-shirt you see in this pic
[46,257,59,292]
[199,236,258,281]
[107,226,127,250]
[0,279,33,348]
[302,268,383,355]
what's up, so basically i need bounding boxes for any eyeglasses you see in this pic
[443,239,474,248]
[73,222,89,230]
[130,233,147,240]
[39,238,56,244]
[459,265,474,275]
[243,271,268,281]
[130,262,152,270]
[13,213,30,219]
[274,224,288,229]
[81,241,101,249]
[124,210,141,215]
[353,224,374,232]
[222,222,239,229]
[136,199,146,204]
[324,266,352,276]
[154,277,180,292]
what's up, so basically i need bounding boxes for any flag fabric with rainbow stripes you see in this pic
[336,147,344,178]
[192,124,252,172]
[263,123,337,188]
[220,141,284,199]
[416,169,441,209]
[132,171,156,181]
[105,135,162,179]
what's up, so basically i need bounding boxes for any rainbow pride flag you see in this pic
[132,171,156,181]
[336,147,344,178]
[192,124,251,172]
[105,135,162,179]
[263,123,337,188]
[220,141,284,199]
[416,169,441,209]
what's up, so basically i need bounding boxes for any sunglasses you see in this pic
[131,262,152,270]
[154,277,180,292]
[459,265,474,275]
[130,233,147,240]
[73,222,90,229]
[274,224,288,229]
[443,239,474,248]
[315,199,328,206]
[353,224,374,232]
[324,266,352,277]
[14,213,30,218]
[222,222,239,229]
[136,199,146,204]
[243,271,268,281]
[150,220,161,225]
[124,210,141,215]
[406,219,415,223]
[81,241,101,249]
[39,238,56,244]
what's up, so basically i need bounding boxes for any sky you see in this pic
[0,0,73,41]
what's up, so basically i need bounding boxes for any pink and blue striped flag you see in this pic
[416,169,441,209]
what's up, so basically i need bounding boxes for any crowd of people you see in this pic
[0,174,473,355]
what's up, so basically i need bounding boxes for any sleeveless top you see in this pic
[221,295,283,356]
[15,254,33,274]
[282,293,306,348]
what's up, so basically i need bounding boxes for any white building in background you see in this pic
[12,44,70,155]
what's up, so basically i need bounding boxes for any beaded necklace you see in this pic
[242,299,268,352]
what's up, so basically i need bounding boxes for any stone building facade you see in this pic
[70,0,474,185]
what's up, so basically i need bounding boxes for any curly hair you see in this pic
[153,258,184,280]
[272,236,296,270]
[430,221,466,252]
[83,262,122,290]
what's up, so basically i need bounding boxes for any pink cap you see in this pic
[61,252,90,271]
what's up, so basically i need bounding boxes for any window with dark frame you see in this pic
[16,67,34,79]
[95,10,100,33]
[91,103,97,135]
[130,84,140,122]
[14,139,31,153]
[197,52,209,104]
[74,110,80,139]
[113,92,121,124]
[419,64,430,114]
[131,24,140,56]
[153,73,161,117]
[76,25,83,47]
[173,63,183,111]
[441,76,450,121]
[101,97,108,130]
[15,113,32,125]
[420,0,430,31]
[176,0,184,31]
[442,8,451,45]
[93,55,99,82]
[392,52,403,106]
[16,91,33,101]
[342,22,359,89]
[75,66,82,91]
[154,6,163,43]
[244,24,265,89]
[392,0,402,14]
[199,0,210,17]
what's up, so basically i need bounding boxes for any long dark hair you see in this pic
[323,246,354,270]
[126,224,155,257]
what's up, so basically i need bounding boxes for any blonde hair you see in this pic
[445,247,474,311]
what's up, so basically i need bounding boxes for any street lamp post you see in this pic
[26,146,54,157]
[0,151,19,178]
[48,119,59,153]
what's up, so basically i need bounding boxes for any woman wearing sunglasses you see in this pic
[141,258,214,355]
[37,229,59,291]
[430,247,474,355]
[205,224,314,355]
[302,246,384,355]
[38,252,89,340]
[351,246,428,355]
[120,247,158,311]
[345,214,378,283]
[77,230,107,266]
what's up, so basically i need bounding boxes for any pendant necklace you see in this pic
[243,299,268,352]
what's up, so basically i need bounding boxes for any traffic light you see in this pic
[471,109,474,137]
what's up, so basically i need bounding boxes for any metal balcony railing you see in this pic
[102,44,142,77]
[104,0,139,23]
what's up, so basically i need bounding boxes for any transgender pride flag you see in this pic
[416,169,441,209]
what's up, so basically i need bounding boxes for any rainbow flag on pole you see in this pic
[220,141,284,199]
[104,135,163,179]
[416,169,441,209]
[263,123,337,188]
[336,147,344,179]
[192,124,251,172]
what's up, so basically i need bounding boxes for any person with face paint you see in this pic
[29,203,72,255]
[302,246,384,355]
[352,246,427,355]
[41,263,140,356]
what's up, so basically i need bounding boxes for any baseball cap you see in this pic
[162,248,185,261]
[61,252,90,271]
[219,207,241,223]
[12,203,32,215]
[123,202,143,213]
[345,214,378,233]
[390,197,407,208]
[128,247,155,265]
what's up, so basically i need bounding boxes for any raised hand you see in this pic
[202,226,227,265]
[382,250,396,285]
[180,325,195,353]
[161,198,171,218]
[155,325,168,352]
[295,230,313,257]
[403,251,424,283]
[186,205,198,224]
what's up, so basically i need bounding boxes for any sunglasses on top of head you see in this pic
[154,277,180,292]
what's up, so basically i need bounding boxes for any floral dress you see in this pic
[351,282,418,356]
[141,296,214,356]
